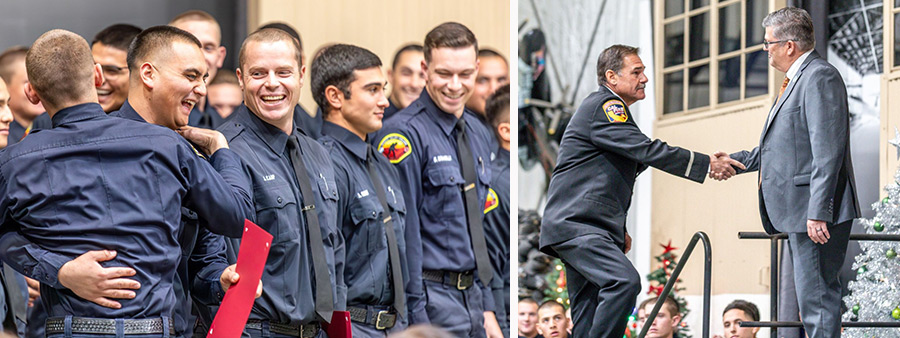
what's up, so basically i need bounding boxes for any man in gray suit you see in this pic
[722,7,860,338]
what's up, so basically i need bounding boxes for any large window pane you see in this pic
[665,21,685,67]
[718,56,741,103]
[746,50,768,98]
[746,0,767,47]
[666,0,684,18]
[690,12,710,61]
[691,0,709,10]
[688,64,710,109]
[719,3,741,54]
[895,12,900,67]
[664,70,684,114]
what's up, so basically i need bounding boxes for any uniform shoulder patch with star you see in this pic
[484,188,499,214]
[602,99,628,123]
[378,132,412,164]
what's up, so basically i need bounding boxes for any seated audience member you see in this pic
[206,70,242,119]
[518,298,542,338]
[536,301,568,338]
[91,23,141,113]
[637,296,682,338]
[714,300,760,338]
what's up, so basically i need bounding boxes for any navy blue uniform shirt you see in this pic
[219,105,346,325]
[370,90,495,323]
[7,112,51,146]
[319,121,409,308]
[484,147,510,306]
[296,105,323,139]
[188,103,225,129]
[383,99,400,122]
[112,102,232,337]
[0,103,251,319]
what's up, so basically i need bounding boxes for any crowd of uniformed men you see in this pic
[0,10,511,338]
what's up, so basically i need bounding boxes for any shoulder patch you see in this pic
[188,143,206,159]
[378,133,412,164]
[602,100,628,123]
[484,188,499,214]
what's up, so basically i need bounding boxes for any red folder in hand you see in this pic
[207,220,273,338]
[323,311,351,338]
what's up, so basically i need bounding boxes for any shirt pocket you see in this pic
[349,195,385,256]
[253,185,299,242]
[424,165,464,220]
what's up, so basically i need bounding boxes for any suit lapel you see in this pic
[761,51,820,142]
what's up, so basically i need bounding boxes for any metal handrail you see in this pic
[638,231,712,338]
[737,231,900,335]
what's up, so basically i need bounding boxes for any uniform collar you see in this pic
[113,100,147,123]
[51,103,106,127]
[235,104,295,154]
[321,121,368,161]
[418,88,472,136]
[786,49,814,80]
[602,84,627,103]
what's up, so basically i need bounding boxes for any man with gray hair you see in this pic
[539,44,744,338]
[719,7,859,338]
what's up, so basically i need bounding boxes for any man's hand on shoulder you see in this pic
[177,126,229,155]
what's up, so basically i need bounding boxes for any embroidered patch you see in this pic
[484,188,499,214]
[188,144,205,158]
[378,133,412,164]
[602,100,628,123]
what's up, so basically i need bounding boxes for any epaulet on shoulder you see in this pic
[218,120,245,141]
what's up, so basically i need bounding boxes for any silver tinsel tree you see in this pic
[840,128,900,337]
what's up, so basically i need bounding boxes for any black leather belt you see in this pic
[422,269,475,290]
[348,306,397,330]
[244,320,319,337]
[45,317,174,335]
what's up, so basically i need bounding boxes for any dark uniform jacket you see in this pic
[319,122,409,309]
[371,90,495,323]
[539,86,709,257]
[218,105,346,325]
[485,148,510,314]
[0,102,251,319]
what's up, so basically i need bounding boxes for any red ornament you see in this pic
[556,269,567,288]
[661,240,678,254]
[647,285,663,296]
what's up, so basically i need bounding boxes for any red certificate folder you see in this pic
[323,311,351,338]
[207,220,273,338]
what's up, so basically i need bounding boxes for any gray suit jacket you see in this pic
[730,51,860,234]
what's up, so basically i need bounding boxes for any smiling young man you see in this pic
[371,22,501,338]
[216,28,345,338]
[385,44,425,121]
[313,44,410,337]
[91,23,141,113]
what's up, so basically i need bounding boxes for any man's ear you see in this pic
[324,85,343,112]
[421,59,428,76]
[236,68,244,90]
[93,63,104,88]
[23,82,41,105]
[140,62,155,89]
[298,65,307,87]
[498,121,511,142]
[606,69,617,86]
[216,46,227,68]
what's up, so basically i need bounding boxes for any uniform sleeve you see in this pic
[589,99,709,183]
[189,229,229,305]
[805,68,849,222]
[331,163,350,311]
[375,127,429,325]
[181,146,254,237]
[0,229,70,289]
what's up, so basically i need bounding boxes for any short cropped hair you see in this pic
[238,28,301,73]
[391,43,423,69]
[209,69,239,87]
[478,48,508,65]
[26,30,96,107]
[723,300,760,321]
[596,44,640,86]
[258,22,303,52]
[486,83,510,131]
[0,46,28,86]
[310,44,382,117]
[639,295,680,317]
[762,7,815,52]
[423,22,478,63]
[538,300,566,313]
[170,9,219,28]
[127,25,201,72]
[519,297,539,306]
[92,24,142,51]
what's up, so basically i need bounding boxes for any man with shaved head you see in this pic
[170,9,227,129]
[0,29,252,337]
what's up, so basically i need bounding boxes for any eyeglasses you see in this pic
[100,64,128,80]
[763,39,794,49]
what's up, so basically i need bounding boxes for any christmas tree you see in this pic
[840,129,900,337]
[628,240,692,338]
[542,258,570,308]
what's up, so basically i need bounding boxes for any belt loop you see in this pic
[261,321,271,338]
[162,316,170,338]
[63,315,72,338]
[115,318,125,338]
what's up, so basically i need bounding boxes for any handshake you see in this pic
[708,151,746,181]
